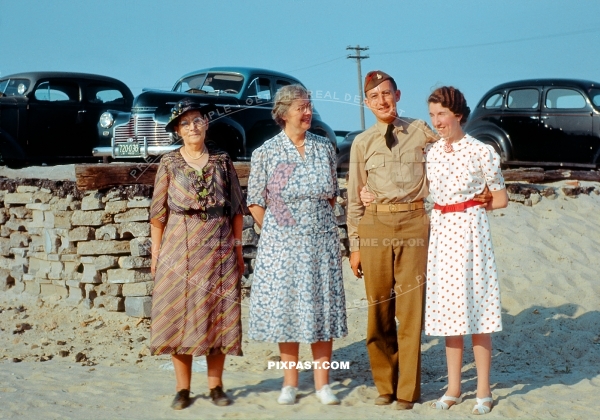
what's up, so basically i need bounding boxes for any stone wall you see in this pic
[0,179,349,319]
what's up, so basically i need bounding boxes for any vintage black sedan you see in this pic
[0,72,133,166]
[94,67,336,161]
[465,79,600,168]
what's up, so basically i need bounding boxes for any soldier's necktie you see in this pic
[385,123,395,150]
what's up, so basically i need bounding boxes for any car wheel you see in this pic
[207,125,243,160]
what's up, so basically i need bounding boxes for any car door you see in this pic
[27,79,85,159]
[540,87,594,163]
[0,96,25,148]
[502,87,542,161]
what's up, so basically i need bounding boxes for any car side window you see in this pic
[34,81,79,102]
[590,88,600,108]
[507,89,539,109]
[87,85,125,104]
[545,88,586,109]
[276,79,291,92]
[247,77,271,100]
[484,93,503,108]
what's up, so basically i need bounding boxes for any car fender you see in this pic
[466,124,512,161]
[309,120,338,152]
[97,109,132,147]
[207,117,246,159]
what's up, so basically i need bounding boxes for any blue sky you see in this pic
[2,0,599,131]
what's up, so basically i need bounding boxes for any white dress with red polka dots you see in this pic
[424,134,505,336]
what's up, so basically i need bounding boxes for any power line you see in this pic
[285,56,346,73]
[288,28,600,76]
[375,28,600,56]
[347,45,369,130]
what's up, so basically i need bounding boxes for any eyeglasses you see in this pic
[179,117,206,130]
[295,103,313,113]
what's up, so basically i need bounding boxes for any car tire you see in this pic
[207,125,243,161]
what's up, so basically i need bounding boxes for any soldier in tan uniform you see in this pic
[347,71,489,409]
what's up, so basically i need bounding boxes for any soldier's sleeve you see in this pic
[346,136,368,253]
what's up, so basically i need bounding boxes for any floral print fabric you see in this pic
[247,131,347,343]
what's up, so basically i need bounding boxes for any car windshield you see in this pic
[589,88,600,110]
[174,73,244,95]
[0,78,30,96]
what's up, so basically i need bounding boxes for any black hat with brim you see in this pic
[165,98,218,133]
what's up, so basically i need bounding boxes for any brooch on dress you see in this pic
[443,141,454,153]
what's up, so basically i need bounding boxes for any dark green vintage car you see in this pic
[0,72,133,167]
[94,67,337,161]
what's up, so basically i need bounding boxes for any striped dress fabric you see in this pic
[149,149,248,356]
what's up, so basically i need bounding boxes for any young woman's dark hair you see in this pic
[428,86,470,125]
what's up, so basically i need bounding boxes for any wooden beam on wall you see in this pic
[502,167,545,183]
[75,162,251,191]
[502,167,600,183]
[543,169,600,182]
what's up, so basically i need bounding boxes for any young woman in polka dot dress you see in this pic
[425,87,508,415]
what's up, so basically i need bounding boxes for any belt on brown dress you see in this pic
[172,206,231,220]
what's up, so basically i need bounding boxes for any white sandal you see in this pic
[472,396,493,415]
[431,394,462,410]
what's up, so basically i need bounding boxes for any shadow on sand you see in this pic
[226,303,600,406]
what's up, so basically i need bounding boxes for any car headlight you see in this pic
[100,112,114,128]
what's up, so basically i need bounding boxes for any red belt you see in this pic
[433,199,481,214]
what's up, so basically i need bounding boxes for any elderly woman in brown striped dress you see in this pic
[149,98,248,409]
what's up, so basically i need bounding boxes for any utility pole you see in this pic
[346,45,369,129]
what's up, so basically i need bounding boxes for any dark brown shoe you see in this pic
[209,385,232,406]
[171,389,191,410]
[375,394,395,405]
[395,399,414,410]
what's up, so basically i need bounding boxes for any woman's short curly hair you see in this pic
[427,86,471,125]
[271,84,310,128]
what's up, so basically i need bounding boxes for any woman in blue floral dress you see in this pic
[247,84,347,406]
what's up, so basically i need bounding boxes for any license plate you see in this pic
[117,143,141,157]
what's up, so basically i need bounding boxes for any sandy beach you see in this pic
[1,179,600,419]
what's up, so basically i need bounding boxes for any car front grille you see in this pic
[114,116,173,146]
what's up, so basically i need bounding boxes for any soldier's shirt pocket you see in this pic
[399,151,425,183]
[365,154,385,172]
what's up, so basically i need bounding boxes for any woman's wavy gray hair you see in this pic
[271,84,311,128]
